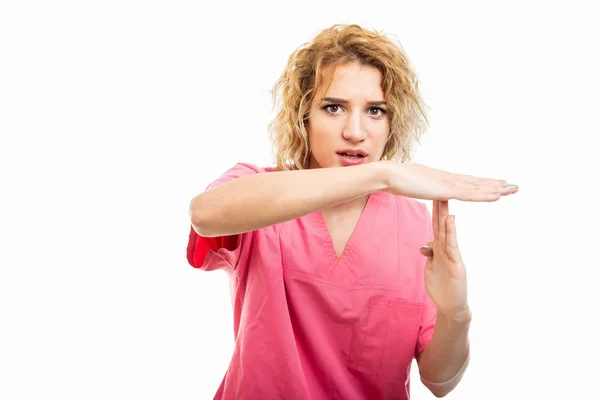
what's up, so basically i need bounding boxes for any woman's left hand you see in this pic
[419,200,470,321]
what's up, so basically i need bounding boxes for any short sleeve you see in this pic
[415,202,437,356]
[186,163,264,271]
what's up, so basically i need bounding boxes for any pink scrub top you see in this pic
[187,163,437,400]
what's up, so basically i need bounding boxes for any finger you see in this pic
[455,184,518,202]
[449,170,519,200]
[432,200,439,240]
[446,215,462,263]
[483,182,519,197]
[501,184,519,195]
[438,200,449,244]
[453,172,507,187]
[445,215,462,263]
[420,243,433,258]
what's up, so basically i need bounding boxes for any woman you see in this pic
[187,24,518,399]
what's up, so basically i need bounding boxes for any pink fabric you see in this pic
[187,163,437,400]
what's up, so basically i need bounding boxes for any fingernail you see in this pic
[420,245,431,250]
[504,184,518,190]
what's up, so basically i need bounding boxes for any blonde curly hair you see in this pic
[268,24,429,171]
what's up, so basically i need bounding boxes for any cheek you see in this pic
[373,125,391,155]
[309,118,336,143]
[374,123,390,143]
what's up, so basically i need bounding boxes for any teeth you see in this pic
[342,153,361,158]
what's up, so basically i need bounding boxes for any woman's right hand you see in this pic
[380,161,518,202]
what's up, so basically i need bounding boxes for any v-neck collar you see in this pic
[315,193,379,272]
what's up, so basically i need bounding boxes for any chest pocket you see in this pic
[348,296,423,381]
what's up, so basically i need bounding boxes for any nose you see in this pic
[342,111,366,143]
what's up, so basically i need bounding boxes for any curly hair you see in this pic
[268,24,429,171]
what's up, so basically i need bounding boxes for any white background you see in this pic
[1,1,598,399]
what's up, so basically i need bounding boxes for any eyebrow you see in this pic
[321,97,387,106]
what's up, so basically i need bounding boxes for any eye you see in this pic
[368,107,387,117]
[322,104,343,114]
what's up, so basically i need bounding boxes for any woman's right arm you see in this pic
[190,162,389,237]
[189,161,515,238]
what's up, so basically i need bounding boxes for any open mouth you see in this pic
[337,152,366,159]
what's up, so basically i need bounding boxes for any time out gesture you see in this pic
[418,196,518,321]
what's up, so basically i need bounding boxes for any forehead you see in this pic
[316,62,384,100]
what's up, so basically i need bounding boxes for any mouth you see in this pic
[336,151,367,159]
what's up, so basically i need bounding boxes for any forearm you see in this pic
[418,307,472,397]
[190,162,389,237]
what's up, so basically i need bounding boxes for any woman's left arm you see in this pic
[416,308,471,397]
[416,200,472,397]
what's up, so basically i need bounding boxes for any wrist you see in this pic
[439,306,472,325]
[370,160,393,192]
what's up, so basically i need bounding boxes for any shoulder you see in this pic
[222,162,278,175]
[206,162,279,190]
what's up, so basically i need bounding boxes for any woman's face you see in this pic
[307,62,390,169]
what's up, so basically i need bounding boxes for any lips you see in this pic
[336,149,367,158]
[337,150,368,166]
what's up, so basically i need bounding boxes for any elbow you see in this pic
[191,216,220,238]
[422,382,448,398]
[430,389,450,398]
[424,383,453,398]
[420,376,458,398]
[419,352,469,398]
[190,218,211,238]
[189,195,218,237]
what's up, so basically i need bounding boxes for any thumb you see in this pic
[420,242,433,258]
